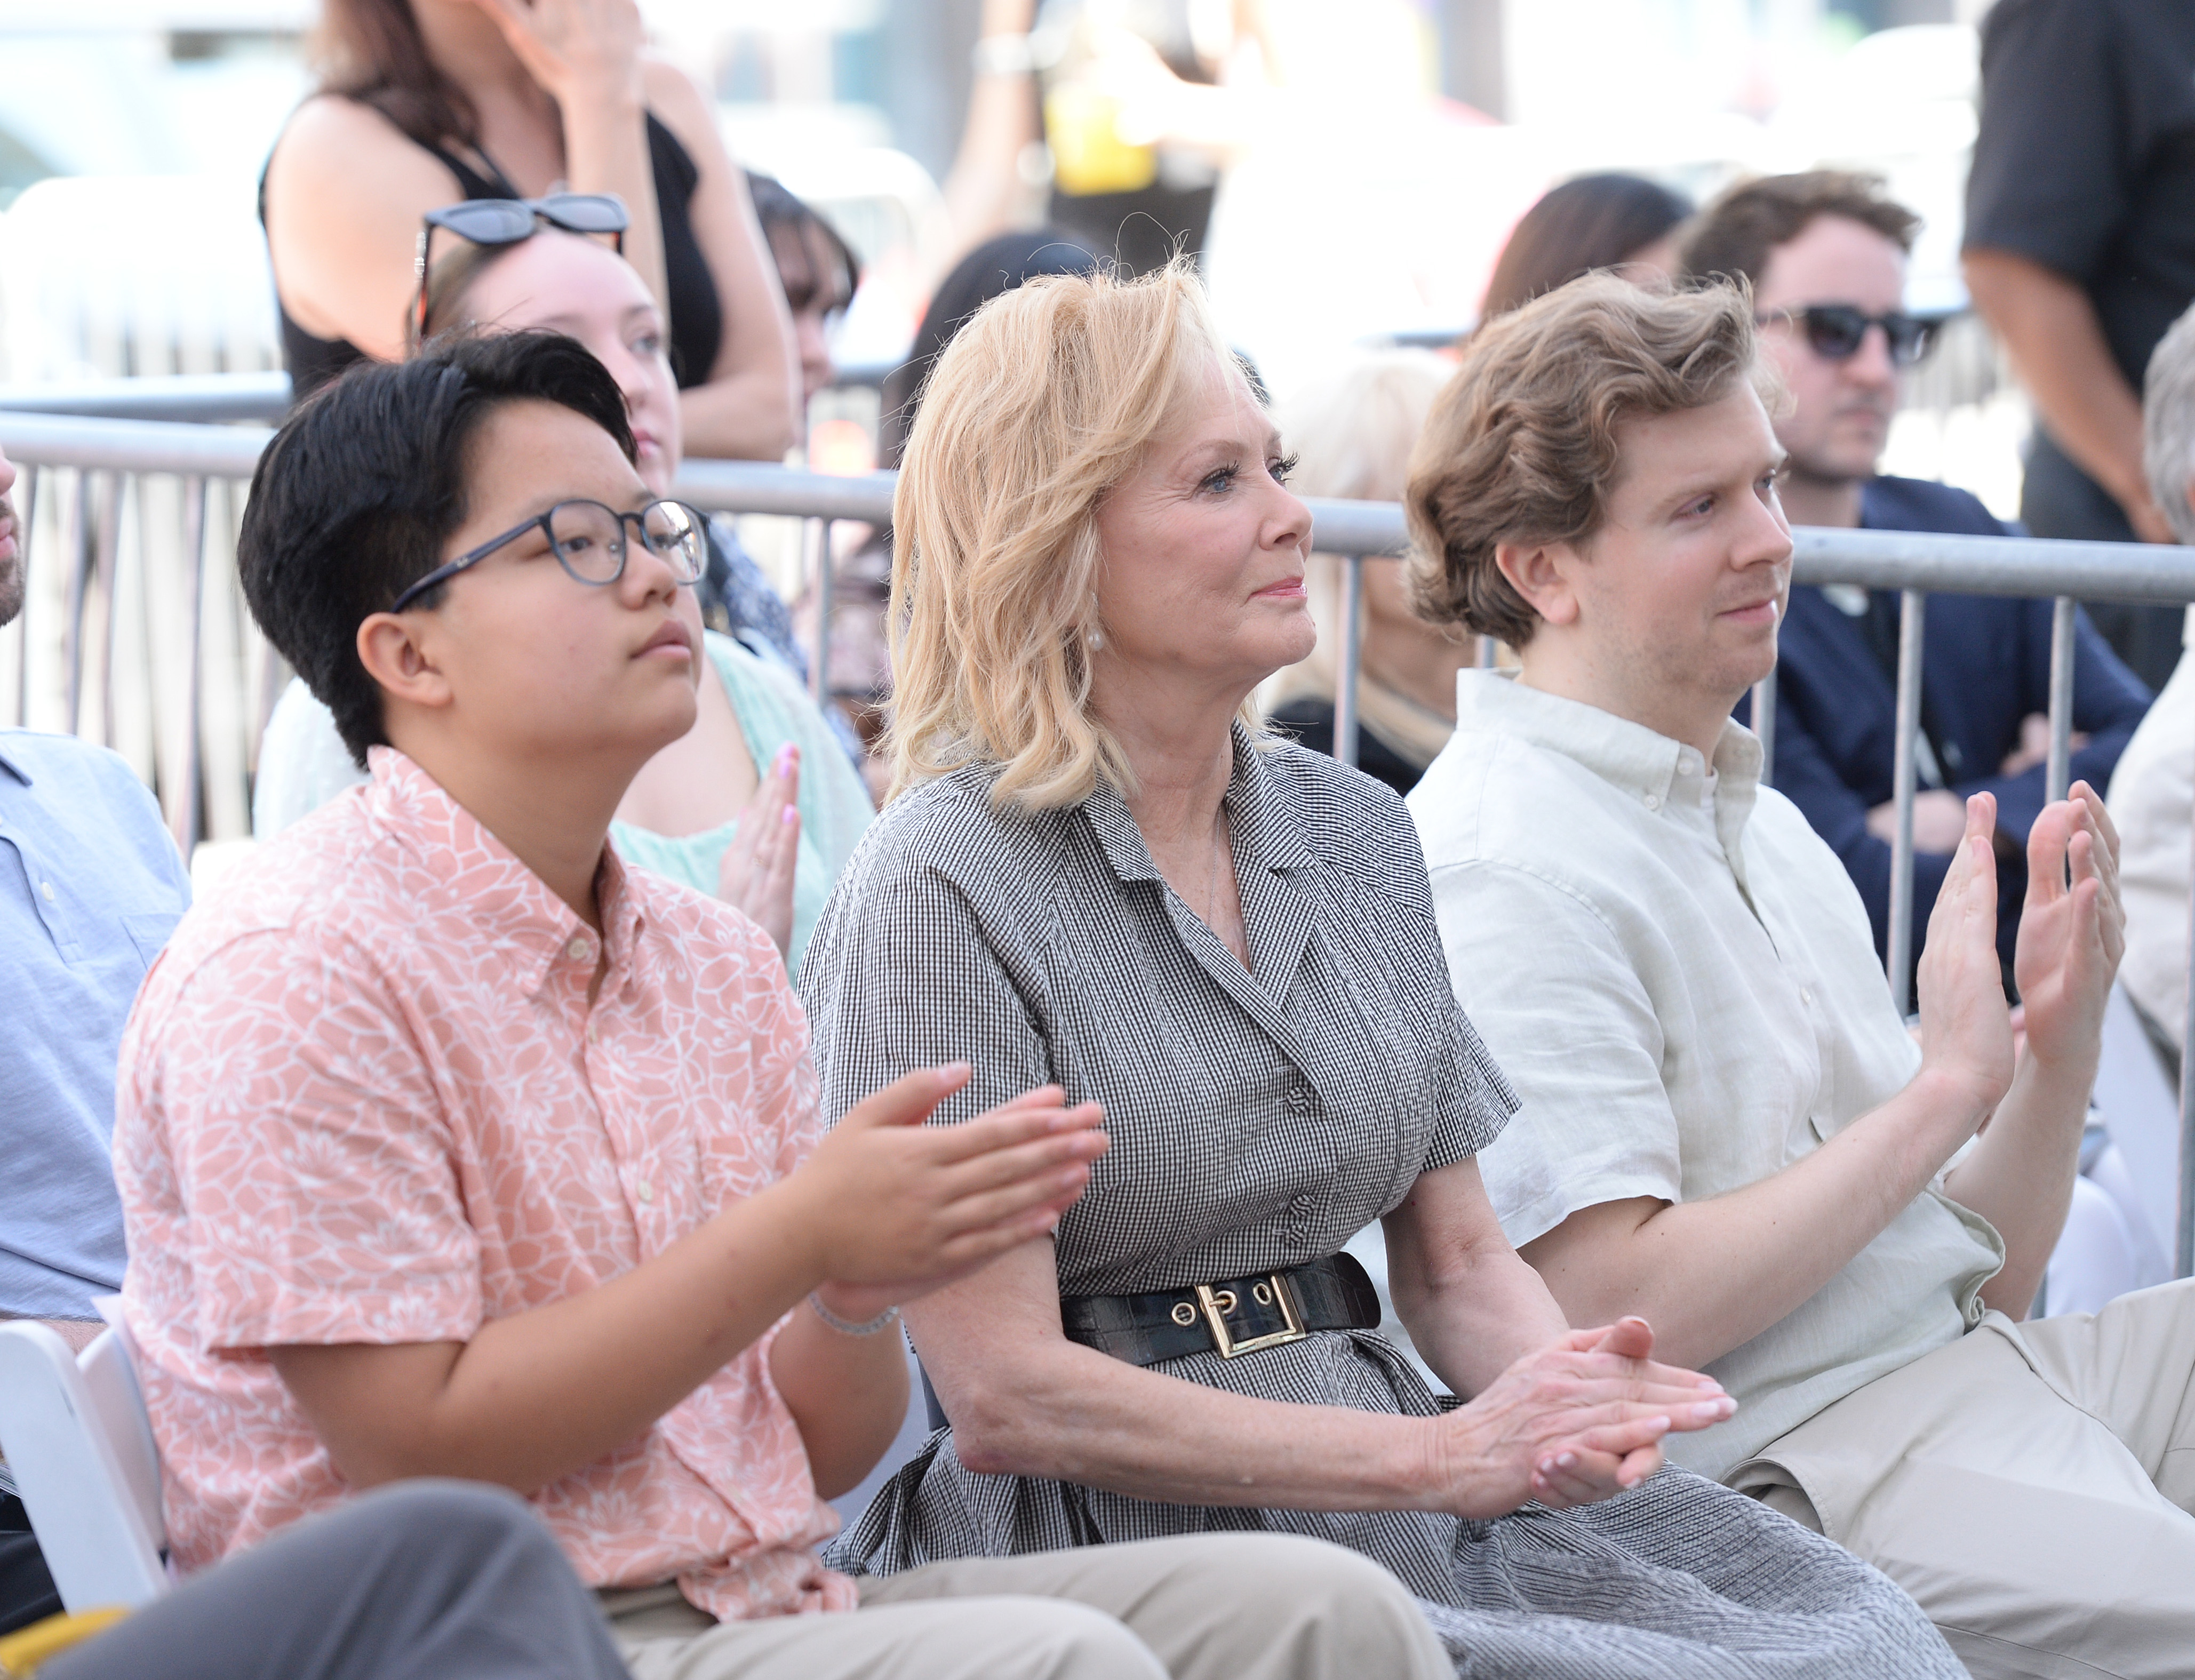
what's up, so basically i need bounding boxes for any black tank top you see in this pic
[263,110,724,402]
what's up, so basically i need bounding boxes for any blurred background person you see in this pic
[2110,302,2195,1062]
[253,221,871,975]
[260,0,801,462]
[746,170,860,417]
[1264,349,1470,795]
[927,0,1277,276]
[1963,0,2195,691]
[1683,170,2150,978]
[1479,171,1693,322]
[881,229,1102,469]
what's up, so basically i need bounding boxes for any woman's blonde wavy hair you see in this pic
[886,257,1249,810]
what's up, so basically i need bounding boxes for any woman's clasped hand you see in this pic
[1434,1316,1734,1515]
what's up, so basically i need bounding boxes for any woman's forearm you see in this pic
[933,1326,1445,1511]
[680,370,801,463]
[561,92,671,324]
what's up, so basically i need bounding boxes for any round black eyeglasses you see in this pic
[388,499,709,615]
[1756,304,1935,367]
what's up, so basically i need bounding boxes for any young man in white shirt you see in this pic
[1402,274,2189,1679]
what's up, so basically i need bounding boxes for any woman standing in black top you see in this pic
[261,0,799,462]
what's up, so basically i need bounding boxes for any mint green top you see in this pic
[253,631,872,978]
[611,635,873,976]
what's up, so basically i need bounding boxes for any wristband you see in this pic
[808,1291,901,1337]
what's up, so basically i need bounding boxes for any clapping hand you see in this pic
[2013,781,2124,1073]
[1914,792,2018,1120]
[787,1068,1109,1324]
[716,745,801,961]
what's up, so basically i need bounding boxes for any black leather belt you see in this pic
[1060,1254,1381,1367]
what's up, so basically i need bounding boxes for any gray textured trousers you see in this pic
[44,1480,628,1680]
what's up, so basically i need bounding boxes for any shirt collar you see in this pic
[1080,721,1320,887]
[0,740,31,788]
[363,747,644,997]
[1452,669,1764,867]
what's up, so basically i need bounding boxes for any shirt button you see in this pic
[1642,793,1662,811]
[586,1020,598,1043]
[637,1177,654,1204]
[1800,989,1814,1006]
[567,936,592,962]
[39,881,54,901]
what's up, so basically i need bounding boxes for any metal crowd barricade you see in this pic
[5,409,2195,1270]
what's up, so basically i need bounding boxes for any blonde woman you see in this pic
[796,263,1961,1676]
[1265,350,1475,795]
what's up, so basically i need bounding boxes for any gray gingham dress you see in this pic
[797,727,1960,1679]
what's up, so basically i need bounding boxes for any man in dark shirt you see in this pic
[1681,171,2151,971]
[1963,0,2195,689]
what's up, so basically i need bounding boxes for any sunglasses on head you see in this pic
[1758,304,1935,367]
[412,193,630,347]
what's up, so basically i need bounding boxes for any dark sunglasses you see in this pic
[388,498,708,615]
[412,193,630,346]
[1758,304,1935,367]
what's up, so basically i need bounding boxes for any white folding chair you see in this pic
[0,1300,167,1613]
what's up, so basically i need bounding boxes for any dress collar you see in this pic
[1079,721,1320,887]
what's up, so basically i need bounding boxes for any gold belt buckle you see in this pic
[1193,1273,1306,1358]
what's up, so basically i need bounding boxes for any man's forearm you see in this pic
[1962,248,2157,525]
[1942,1051,2092,1316]
[1521,1068,1992,1371]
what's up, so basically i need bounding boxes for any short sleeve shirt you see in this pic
[1411,675,2004,1483]
[800,726,1514,1295]
[1965,0,2195,388]
[0,732,188,1318]
[114,749,849,1618]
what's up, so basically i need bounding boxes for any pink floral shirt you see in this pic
[114,749,855,1618]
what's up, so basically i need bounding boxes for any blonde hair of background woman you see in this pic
[1266,348,1463,715]
[887,258,1255,810]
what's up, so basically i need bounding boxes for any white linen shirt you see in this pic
[1411,671,2003,1481]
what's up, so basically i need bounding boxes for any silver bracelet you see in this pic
[807,1291,901,1337]
[972,33,1036,76]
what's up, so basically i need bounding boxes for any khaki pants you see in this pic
[1733,1278,2195,1680]
[607,1532,1451,1680]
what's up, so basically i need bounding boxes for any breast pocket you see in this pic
[121,910,182,966]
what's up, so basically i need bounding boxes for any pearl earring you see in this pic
[1088,628,1105,651]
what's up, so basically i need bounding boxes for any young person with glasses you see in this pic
[254,218,873,976]
[1678,171,2150,982]
[111,333,1451,1680]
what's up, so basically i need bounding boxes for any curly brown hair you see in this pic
[1405,275,1768,646]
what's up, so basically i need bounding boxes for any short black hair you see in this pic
[239,331,635,766]
[1678,170,1919,293]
